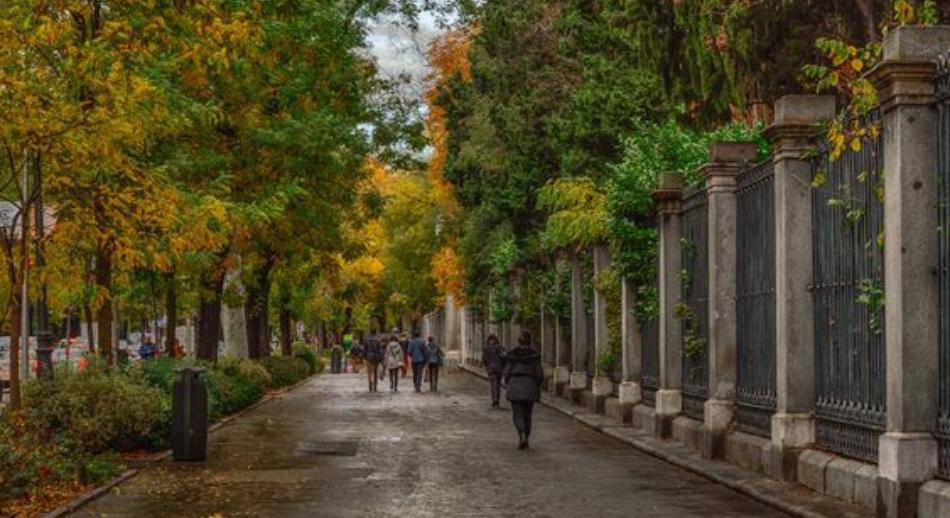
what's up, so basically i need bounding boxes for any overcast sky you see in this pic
[365,10,447,103]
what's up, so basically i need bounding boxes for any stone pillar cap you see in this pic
[882,25,950,62]
[708,141,758,163]
[771,95,836,126]
[658,171,683,190]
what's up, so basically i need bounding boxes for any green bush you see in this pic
[22,365,167,454]
[292,342,320,375]
[258,356,311,388]
[0,415,122,504]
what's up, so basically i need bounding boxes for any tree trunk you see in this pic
[853,0,878,41]
[244,259,274,359]
[95,249,113,365]
[280,305,292,356]
[164,271,177,355]
[8,295,21,409]
[197,275,224,361]
[83,302,95,353]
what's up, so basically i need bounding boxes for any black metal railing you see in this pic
[936,54,950,479]
[681,184,709,421]
[641,314,660,407]
[811,108,886,463]
[736,160,777,437]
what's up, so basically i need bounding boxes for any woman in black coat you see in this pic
[505,330,544,451]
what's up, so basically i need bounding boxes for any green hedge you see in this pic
[258,356,311,388]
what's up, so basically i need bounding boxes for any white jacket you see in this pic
[385,341,403,371]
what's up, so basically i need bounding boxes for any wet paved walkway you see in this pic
[77,370,787,517]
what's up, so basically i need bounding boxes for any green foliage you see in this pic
[259,356,312,389]
[538,178,609,251]
[292,342,322,375]
[857,279,885,335]
[674,302,705,360]
[0,415,122,504]
[22,364,168,454]
[594,266,622,374]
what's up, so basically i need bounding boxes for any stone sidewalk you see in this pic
[76,370,801,517]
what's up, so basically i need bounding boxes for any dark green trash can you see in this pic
[330,347,343,374]
[173,367,208,461]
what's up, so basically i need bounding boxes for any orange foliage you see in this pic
[431,243,464,304]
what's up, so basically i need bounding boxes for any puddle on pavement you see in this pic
[295,440,359,457]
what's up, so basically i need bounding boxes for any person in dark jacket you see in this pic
[425,336,444,392]
[482,334,506,407]
[407,332,428,392]
[364,337,384,393]
[505,330,543,451]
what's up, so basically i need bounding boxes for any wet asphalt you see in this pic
[75,370,786,517]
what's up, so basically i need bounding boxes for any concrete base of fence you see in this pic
[768,413,815,481]
[724,432,770,475]
[918,480,950,518]
[826,457,877,510]
[591,376,612,414]
[702,398,734,459]
[552,366,570,396]
[878,432,938,518]
[618,381,642,405]
[655,389,682,439]
[672,416,704,455]
[604,397,631,423]
[632,404,658,433]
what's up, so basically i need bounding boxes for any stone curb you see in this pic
[44,373,321,518]
[459,365,869,518]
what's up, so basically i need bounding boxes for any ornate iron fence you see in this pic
[641,311,660,407]
[937,55,950,479]
[680,184,709,420]
[811,109,886,463]
[735,160,777,437]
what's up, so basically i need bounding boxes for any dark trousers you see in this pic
[489,373,502,405]
[429,365,440,391]
[366,363,379,392]
[412,362,425,391]
[389,369,400,391]
[512,401,535,438]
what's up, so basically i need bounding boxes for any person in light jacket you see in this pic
[385,336,404,392]
[482,334,506,408]
[505,330,543,451]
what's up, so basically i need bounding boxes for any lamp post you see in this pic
[33,152,53,378]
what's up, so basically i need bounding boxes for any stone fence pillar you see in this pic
[868,25,950,518]
[591,245,614,404]
[570,250,590,397]
[619,277,642,406]
[653,172,683,438]
[702,142,757,459]
[764,94,836,481]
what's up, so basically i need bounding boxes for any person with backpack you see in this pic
[385,335,404,392]
[505,330,544,451]
[350,339,365,374]
[407,331,429,392]
[363,337,383,393]
[425,336,444,392]
[482,334,506,408]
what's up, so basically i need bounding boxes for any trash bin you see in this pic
[330,348,342,374]
[172,367,208,461]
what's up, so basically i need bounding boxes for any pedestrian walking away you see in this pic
[364,337,383,393]
[482,334,506,408]
[350,339,365,374]
[385,335,403,392]
[425,336,444,392]
[399,334,410,378]
[505,330,543,451]
[408,332,429,392]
